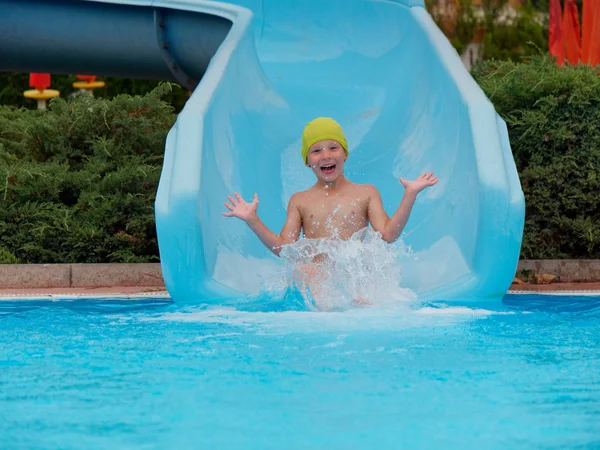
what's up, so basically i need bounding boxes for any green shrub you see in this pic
[0,248,20,264]
[472,55,600,259]
[0,83,176,263]
[426,0,547,62]
[0,72,189,111]
[2,57,599,263]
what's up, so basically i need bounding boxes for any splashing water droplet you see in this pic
[268,228,417,311]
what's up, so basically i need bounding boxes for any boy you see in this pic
[223,117,437,304]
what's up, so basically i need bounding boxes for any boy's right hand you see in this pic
[223,192,259,222]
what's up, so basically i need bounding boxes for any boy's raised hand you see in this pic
[223,192,259,222]
[400,172,438,194]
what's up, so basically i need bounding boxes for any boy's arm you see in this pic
[367,172,438,243]
[368,188,417,243]
[246,196,302,256]
[223,192,302,256]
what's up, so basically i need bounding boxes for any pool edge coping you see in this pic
[2,260,600,290]
[0,291,171,301]
[3,290,600,302]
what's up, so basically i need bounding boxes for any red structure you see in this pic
[24,73,59,109]
[549,0,565,64]
[29,73,51,91]
[551,0,600,65]
[76,74,97,83]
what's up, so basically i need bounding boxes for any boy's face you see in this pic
[306,139,347,182]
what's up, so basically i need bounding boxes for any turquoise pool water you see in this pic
[1,294,599,449]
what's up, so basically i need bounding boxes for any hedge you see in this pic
[0,83,176,263]
[1,55,599,263]
[472,54,600,259]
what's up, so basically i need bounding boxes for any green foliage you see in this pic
[3,57,599,262]
[479,1,547,61]
[0,72,190,111]
[427,0,478,55]
[473,55,600,258]
[0,83,176,263]
[426,0,547,62]
[0,247,20,264]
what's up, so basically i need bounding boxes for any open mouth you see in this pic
[320,164,336,175]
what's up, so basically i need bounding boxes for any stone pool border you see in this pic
[0,263,164,289]
[1,261,600,297]
[0,291,171,301]
[2,290,600,302]
[507,290,600,296]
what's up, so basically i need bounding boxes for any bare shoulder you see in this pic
[349,183,381,199]
[288,190,312,209]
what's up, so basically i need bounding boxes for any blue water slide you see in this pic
[0,0,524,302]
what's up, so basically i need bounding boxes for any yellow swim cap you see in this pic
[301,117,349,164]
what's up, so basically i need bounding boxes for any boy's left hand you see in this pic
[400,172,438,194]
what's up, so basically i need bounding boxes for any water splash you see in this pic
[264,228,417,311]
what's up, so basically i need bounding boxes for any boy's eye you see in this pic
[310,143,340,153]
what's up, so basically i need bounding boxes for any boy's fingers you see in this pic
[227,195,237,205]
[234,192,243,202]
[222,211,233,217]
[253,193,259,203]
[224,202,234,211]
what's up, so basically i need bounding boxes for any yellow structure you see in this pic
[73,80,105,96]
[23,88,60,110]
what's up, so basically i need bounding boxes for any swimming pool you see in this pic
[2,293,599,449]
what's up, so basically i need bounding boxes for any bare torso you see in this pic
[295,181,372,240]
[291,181,375,307]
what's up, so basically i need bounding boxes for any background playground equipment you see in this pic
[23,72,59,109]
[549,0,600,65]
[73,74,105,95]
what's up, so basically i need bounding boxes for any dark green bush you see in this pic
[0,72,189,111]
[2,57,599,263]
[425,0,547,62]
[473,55,600,258]
[0,83,176,263]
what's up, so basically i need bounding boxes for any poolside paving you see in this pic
[0,286,168,299]
[1,283,600,299]
[2,262,600,298]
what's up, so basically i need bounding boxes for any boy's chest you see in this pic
[299,195,369,229]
